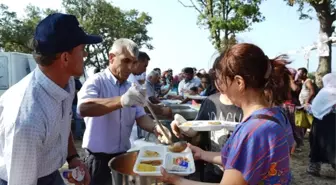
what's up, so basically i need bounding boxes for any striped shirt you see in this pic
[221,107,294,185]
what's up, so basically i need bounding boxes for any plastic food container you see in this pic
[62,167,85,183]
[133,145,195,176]
[178,120,239,132]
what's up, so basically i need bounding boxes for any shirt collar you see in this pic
[104,68,128,86]
[35,67,72,102]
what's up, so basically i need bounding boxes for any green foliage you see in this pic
[308,72,316,81]
[219,34,238,52]
[179,0,264,51]
[286,0,335,20]
[0,4,62,53]
[62,0,153,69]
[286,0,335,87]
[0,4,31,53]
[0,0,153,70]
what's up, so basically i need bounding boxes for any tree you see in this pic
[0,0,153,70]
[0,4,30,52]
[0,4,59,53]
[221,34,239,52]
[178,0,264,51]
[62,0,153,70]
[287,0,335,88]
[308,72,316,81]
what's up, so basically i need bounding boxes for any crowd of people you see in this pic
[0,12,335,185]
[283,68,336,176]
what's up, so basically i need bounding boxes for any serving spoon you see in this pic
[145,101,187,153]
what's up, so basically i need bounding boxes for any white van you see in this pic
[0,52,37,96]
[0,52,88,96]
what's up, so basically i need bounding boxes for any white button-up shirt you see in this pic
[178,77,201,95]
[78,69,146,154]
[127,73,141,86]
[0,67,74,185]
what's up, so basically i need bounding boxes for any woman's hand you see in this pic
[188,143,204,160]
[171,114,188,138]
[171,120,183,139]
[158,167,182,185]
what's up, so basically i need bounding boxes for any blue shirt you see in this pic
[221,107,294,185]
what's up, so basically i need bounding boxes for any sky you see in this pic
[2,0,335,73]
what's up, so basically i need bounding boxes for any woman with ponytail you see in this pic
[159,43,295,185]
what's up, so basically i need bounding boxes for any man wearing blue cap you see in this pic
[0,13,102,185]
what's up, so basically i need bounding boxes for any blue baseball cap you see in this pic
[34,13,102,55]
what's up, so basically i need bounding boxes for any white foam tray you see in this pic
[185,95,207,100]
[133,145,195,176]
[178,120,239,132]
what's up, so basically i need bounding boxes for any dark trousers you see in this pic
[0,170,65,185]
[84,149,125,185]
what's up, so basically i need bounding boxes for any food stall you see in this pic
[107,97,200,185]
[107,94,238,185]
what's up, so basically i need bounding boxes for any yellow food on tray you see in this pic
[143,150,160,157]
[137,164,156,172]
[208,121,221,125]
[140,160,162,166]
[181,122,193,126]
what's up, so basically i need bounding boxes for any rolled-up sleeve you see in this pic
[135,106,146,119]
[5,117,44,185]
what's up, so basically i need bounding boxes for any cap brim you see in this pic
[83,34,103,44]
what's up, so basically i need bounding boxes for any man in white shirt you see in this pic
[128,53,172,146]
[0,13,102,185]
[146,70,161,104]
[135,72,146,84]
[127,51,150,146]
[77,39,171,185]
[127,51,150,85]
[178,67,201,96]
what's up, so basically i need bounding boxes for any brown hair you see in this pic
[214,43,291,105]
[30,38,74,66]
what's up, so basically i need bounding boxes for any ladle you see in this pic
[145,101,188,153]
[167,140,188,153]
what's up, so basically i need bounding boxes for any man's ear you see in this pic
[60,52,69,67]
[109,53,115,64]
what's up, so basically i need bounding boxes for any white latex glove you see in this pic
[120,83,147,107]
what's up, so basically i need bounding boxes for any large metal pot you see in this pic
[167,104,198,120]
[108,152,163,185]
